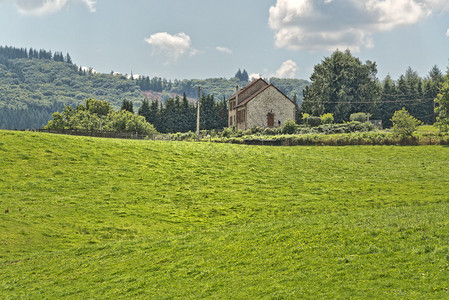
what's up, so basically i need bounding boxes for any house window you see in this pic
[237,110,246,123]
[229,116,233,126]
[229,101,235,110]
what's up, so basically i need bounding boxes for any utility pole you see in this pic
[196,86,201,142]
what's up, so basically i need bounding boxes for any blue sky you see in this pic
[1,0,449,81]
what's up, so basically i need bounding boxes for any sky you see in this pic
[1,0,449,81]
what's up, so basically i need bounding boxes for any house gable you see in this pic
[245,85,296,129]
[227,78,296,129]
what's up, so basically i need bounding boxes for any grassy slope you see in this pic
[1,131,449,298]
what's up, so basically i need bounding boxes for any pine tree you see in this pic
[235,69,242,81]
[147,99,160,130]
[65,53,72,64]
[138,99,151,122]
[121,99,134,113]
[241,69,249,82]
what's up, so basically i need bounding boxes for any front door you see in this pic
[267,113,274,127]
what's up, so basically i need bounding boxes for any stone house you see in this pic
[227,78,297,130]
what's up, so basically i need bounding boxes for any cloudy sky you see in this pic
[1,0,449,81]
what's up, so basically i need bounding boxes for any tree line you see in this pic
[45,94,228,134]
[300,50,444,127]
[0,45,72,64]
[136,93,227,133]
[0,103,64,130]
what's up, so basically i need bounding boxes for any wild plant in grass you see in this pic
[391,108,422,138]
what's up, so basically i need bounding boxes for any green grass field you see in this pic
[1,130,449,298]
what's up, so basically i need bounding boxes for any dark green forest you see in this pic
[137,94,228,133]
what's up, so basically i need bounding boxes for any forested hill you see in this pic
[0,46,309,130]
[0,46,144,130]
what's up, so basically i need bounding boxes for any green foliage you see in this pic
[391,108,422,137]
[307,116,322,127]
[221,127,234,138]
[2,132,449,298]
[435,80,449,131]
[121,99,134,114]
[44,98,156,135]
[105,110,155,134]
[281,119,298,134]
[302,49,381,122]
[0,55,144,129]
[0,103,64,130]
[301,112,310,125]
[373,66,443,127]
[350,112,369,123]
[85,98,112,116]
[313,121,374,134]
[320,113,334,124]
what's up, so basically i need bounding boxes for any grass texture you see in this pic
[1,130,449,298]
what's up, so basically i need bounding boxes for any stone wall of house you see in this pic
[246,86,296,129]
[228,100,236,127]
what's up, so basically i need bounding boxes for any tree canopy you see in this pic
[301,49,381,122]
[44,98,156,135]
[434,78,449,131]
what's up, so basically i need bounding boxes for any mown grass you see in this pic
[1,130,449,298]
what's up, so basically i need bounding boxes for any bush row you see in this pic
[213,132,449,146]
[220,121,375,138]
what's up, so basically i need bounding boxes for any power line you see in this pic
[301,97,434,104]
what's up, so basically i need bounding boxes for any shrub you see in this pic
[301,113,310,125]
[234,129,244,137]
[263,127,277,135]
[350,112,369,123]
[221,127,234,138]
[282,119,298,134]
[248,126,263,134]
[320,113,334,124]
[307,116,322,127]
[391,108,422,137]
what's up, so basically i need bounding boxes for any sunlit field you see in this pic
[1,130,449,298]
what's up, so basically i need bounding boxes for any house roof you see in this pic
[227,78,297,108]
[227,78,268,105]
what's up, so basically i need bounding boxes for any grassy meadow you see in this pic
[1,130,449,298]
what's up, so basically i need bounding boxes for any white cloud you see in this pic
[446,28,449,37]
[216,46,233,54]
[249,73,262,81]
[11,0,96,16]
[425,0,449,12]
[144,32,198,64]
[268,0,434,52]
[81,0,95,12]
[127,73,140,80]
[275,60,298,78]
[80,66,97,74]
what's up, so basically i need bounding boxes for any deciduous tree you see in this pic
[301,49,381,122]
